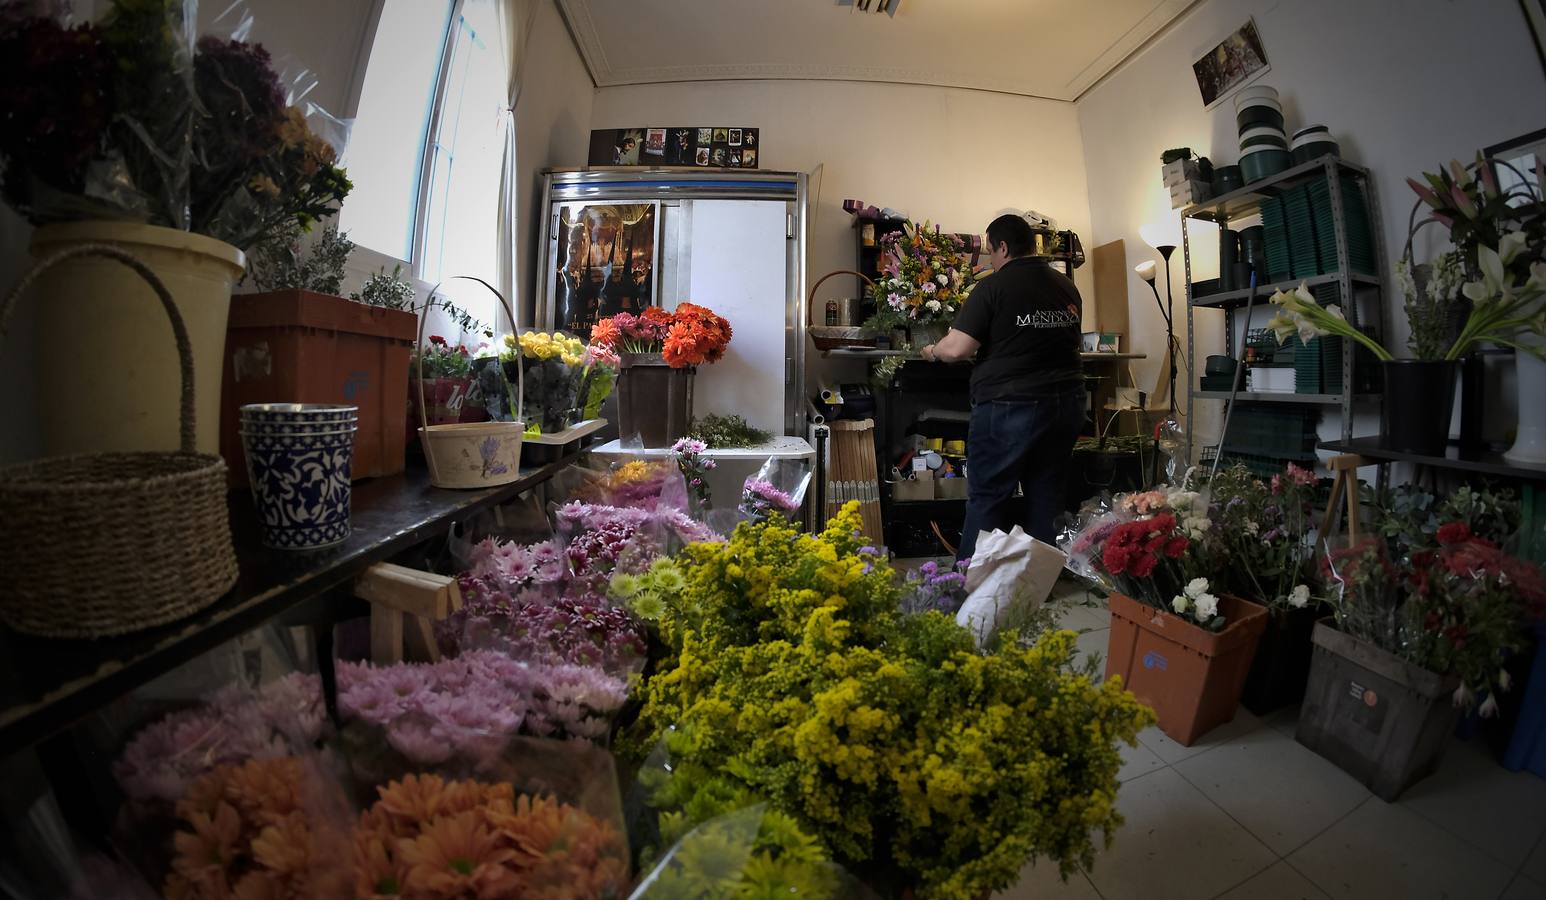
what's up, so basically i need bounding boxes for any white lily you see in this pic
[1499,230,1528,265]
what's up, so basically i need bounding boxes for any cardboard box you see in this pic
[1162,158,1201,187]
[936,477,968,500]
[892,477,934,502]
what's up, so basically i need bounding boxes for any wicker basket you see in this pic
[416,276,526,489]
[808,270,879,351]
[0,245,238,638]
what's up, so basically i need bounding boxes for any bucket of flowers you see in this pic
[1299,509,1546,799]
[410,335,474,426]
[501,330,586,434]
[590,302,732,448]
[1065,485,1269,745]
[1203,463,1323,715]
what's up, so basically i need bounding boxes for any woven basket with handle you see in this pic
[807,269,878,350]
[0,245,238,638]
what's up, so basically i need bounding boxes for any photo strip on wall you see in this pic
[588,127,761,169]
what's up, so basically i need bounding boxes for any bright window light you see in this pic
[340,0,454,262]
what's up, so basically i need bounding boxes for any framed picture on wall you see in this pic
[1525,0,1546,77]
[1192,19,1270,109]
[1484,127,1546,207]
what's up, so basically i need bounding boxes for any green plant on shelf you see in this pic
[685,413,772,449]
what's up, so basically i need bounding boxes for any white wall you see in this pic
[588,78,1095,391]
[515,0,596,326]
[1076,0,1546,458]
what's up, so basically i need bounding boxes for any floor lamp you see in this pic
[1134,250,1177,417]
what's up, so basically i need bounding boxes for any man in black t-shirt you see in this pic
[920,214,1086,560]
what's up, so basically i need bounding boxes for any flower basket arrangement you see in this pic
[865,222,979,335]
[1065,486,1269,745]
[590,303,732,448]
[412,336,476,426]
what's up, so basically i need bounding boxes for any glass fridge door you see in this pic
[548,201,660,338]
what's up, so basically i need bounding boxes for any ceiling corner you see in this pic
[1064,0,1197,101]
[555,0,615,87]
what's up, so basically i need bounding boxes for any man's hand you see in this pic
[923,328,981,363]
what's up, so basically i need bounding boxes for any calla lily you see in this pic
[1267,313,1298,344]
[1462,279,1493,305]
[1326,304,1346,321]
[1529,262,1546,291]
[1478,243,1506,291]
[1498,230,1527,265]
[1480,694,1500,718]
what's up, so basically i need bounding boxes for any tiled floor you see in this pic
[993,580,1546,900]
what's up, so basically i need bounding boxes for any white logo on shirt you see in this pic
[1016,308,1079,328]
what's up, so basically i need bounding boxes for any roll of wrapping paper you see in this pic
[827,418,884,544]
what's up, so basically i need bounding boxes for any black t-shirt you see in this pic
[953,256,1084,402]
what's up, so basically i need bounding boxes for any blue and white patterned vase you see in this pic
[239,404,358,550]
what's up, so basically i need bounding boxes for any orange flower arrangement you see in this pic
[661,302,732,368]
[164,757,351,899]
[353,774,629,899]
[591,301,732,369]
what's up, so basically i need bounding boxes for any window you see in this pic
[418,0,507,289]
[343,0,510,334]
[341,0,454,262]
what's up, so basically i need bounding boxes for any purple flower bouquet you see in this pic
[113,673,326,809]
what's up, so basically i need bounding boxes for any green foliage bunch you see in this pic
[684,413,773,449]
[618,503,1154,900]
[246,222,353,294]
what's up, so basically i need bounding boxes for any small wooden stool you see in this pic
[354,562,463,664]
[1319,454,1368,547]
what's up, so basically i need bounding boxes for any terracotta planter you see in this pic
[1239,603,1321,716]
[222,290,415,484]
[616,352,694,448]
[1105,591,1269,745]
[1296,619,1459,800]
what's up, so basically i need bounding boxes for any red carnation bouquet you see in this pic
[591,302,732,369]
[1064,489,1225,630]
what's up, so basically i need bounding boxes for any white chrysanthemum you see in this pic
[1193,592,1219,621]
[1288,584,1310,608]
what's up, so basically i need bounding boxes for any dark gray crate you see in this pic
[1295,620,1459,801]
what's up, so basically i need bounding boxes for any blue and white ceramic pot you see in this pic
[239,404,358,550]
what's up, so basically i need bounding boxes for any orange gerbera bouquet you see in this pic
[163,757,352,899]
[591,301,732,368]
[354,774,630,899]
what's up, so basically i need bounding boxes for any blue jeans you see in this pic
[958,387,1086,561]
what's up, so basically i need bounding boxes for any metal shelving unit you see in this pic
[1182,155,1390,462]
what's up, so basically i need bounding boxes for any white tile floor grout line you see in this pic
[1279,792,1372,859]
[1165,757,1286,900]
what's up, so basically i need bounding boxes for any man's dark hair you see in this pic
[986,214,1035,258]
